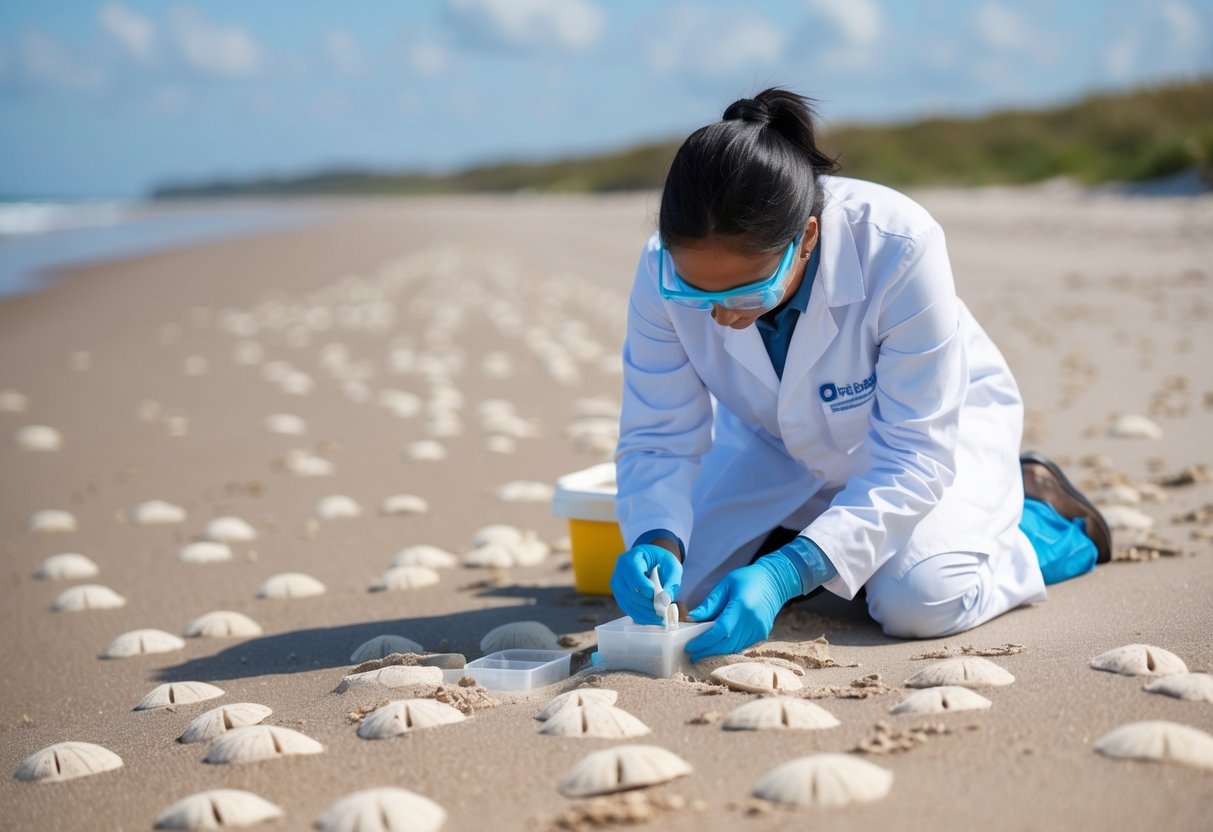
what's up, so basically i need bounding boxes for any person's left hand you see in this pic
[684,551,802,662]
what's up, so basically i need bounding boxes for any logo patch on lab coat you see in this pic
[819,371,876,414]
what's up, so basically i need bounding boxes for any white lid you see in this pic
[551,462,618,522]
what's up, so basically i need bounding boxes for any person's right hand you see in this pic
[610,543,683,625]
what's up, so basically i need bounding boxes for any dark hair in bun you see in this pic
[659,86,839,254]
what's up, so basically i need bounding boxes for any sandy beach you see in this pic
[1,186,1211,831]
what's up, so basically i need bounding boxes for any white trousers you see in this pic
[863,532,1047,639]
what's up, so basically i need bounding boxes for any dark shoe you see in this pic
[1020,451,1112,564]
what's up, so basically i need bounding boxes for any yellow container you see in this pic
[552,463,624,595]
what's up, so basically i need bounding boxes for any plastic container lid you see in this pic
[551,462,617,522]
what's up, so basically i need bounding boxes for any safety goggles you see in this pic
[658,232,802,311]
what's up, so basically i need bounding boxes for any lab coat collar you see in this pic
[816,194,866,308]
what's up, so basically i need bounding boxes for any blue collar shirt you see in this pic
[755,242,820,380]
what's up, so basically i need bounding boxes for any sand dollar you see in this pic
[1090,644,1187,677]
[28,509,77,534]
[480,621,560,653]
[256,572,326,600]
[540,703,651,739]
[135,682,225,711]
[315,787,446,832]
[52,584,125,612]
[710,662,804,694]
[723,697,840,731]
[177,542,233,564]
[1143,673,1213,702]
[558,745,692,798]
[101,628,185,659]
[535,689,618,721]
[205,516,258,542]
[380,495,430,516]
[263,413,306,435]
[1095,721,1213,769]
[369,565,441,592]
[16,425,63,451]
[184,611,263,638]
[315,495,362,520]
[889,686,993,715]
[133,500,187,526]
[154,789,283,829]
[13,741,122,783]
[903,657,1014,689]
[36,553,99,581]
[179,703,273,744]
[335,665,444,693]
[349,635,426,663]
[356,699,466,739]
[753,753,893,807]
[203,725,323,765]
[391,545,456,569]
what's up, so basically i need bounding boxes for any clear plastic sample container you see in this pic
[595,616,714,677]
[463,649,571,691]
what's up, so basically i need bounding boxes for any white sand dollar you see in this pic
[16,425,62,451]
[36,553,99,581]
[0,388,29,412]
[723,697,840,731]
[1100,506,1155,533]
[184,611,263,638]
[463,543,514,569]
[349,634,425,663]
[28,509,77,534]
[535,689,618,721]
[1143,673,1213,702]
[710,662,805,694]
[315,787,446,832]
[283,449,332,476]
[480,621,561,653]
[177,541,233,564]
[904,657,1015,689]
[1090,644,1187,676]
[889,686,993,715]
[1095,721,1213,769]
[263,413,306,435]
[558,745,692,798]
[102,628,186,658]
[315,495,362,520]
[135,682,225,710]
[380,494,429,516]
[473,524,524,548]
[257,572,326,599]
[485,435,517,454]
[154,788,284,829]
[203,725,323,765]
[13,741,123,783]
[753,754,893,807]
[378,389,423,418]
[206,516,257,542]
[404,440,446,461]
[496,480,555,503]
[134,500,187,526]
[391,545,457,569]
[335,665,444,693]
[1108,414,1163,439]
[357,699,466,739]
[369,565,441,592]
[541,703,651,738]
[179,704,273,744]
[52,584,126,612]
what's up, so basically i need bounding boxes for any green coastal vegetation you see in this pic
[151,79,1212,199]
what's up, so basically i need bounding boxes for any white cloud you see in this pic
[973,2,1027,52]
[804,0,884,70]
[323,30,367,77]
[445,0,605,53]
[1160,0,1205,57]
[1100,0,1210,81]
[18,30,106,90]
[409,43,449,77]
[646,4,787,81]
[169,5,260,77]
[99,3,156,64]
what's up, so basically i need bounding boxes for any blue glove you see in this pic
[685,536,836,662]
[610,543,683,625]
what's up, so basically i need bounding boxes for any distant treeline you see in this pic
[151,79,1212,199]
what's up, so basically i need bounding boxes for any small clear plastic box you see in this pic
[595,616,714,677]
[463,649,571,691]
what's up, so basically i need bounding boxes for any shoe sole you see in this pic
[1020,450,1113,564]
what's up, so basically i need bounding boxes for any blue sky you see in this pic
[1,0,1210,199]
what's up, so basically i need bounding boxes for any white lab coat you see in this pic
[615,175,1036,607]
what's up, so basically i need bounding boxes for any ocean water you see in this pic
[0,197,332,300]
